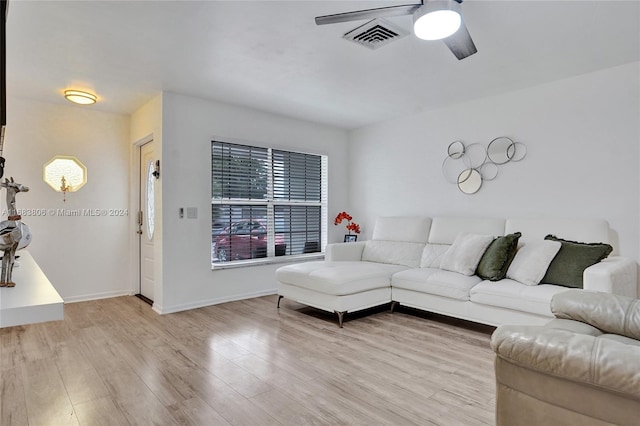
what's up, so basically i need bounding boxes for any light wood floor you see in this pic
[0,295,496,425]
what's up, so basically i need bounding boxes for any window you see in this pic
[212,141,327,265]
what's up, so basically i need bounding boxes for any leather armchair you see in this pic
[491,290,640,426]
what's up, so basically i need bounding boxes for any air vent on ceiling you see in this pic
[343,18,409,50]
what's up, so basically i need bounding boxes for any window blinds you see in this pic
[212,141,326,264]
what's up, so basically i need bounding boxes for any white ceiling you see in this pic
[6,1,640,129]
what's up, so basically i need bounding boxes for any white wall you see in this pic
[155,92,349,313]
[348,62,640,261]
[5,97,131,301]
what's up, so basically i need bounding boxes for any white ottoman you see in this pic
[276,261,406,327]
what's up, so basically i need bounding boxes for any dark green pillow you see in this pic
[476,232,521,281]
[541,235,613,288]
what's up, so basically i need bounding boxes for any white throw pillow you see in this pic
[420,244,450,268]
[506,240,562,286]
[440,233,495,276]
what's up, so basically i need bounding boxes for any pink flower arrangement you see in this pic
[334,211,360,235]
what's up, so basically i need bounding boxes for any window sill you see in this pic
[211,253,325,270]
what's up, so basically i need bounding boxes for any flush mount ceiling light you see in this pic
[64,90,97,105]
[413,0,461,40]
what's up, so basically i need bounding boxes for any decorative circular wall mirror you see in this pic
[479,162,498,181]
[487,137,515,165]
[442,154,471,184]
[447,141,465,159]
[507,142,527,162]
[458,169,482,194]
[465,143,488,169]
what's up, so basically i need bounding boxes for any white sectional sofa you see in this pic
[276,216,637,327]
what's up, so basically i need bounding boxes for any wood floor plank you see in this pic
[59,365,111,406]
[0,329,25,372]
[73,327,134,376]
[21,358,78,425]
[74,396,130,426]
[167,396,231,426]
[236,353,424,425]
[101,368,178,426]
[0,367,28,425]
[422,389,494,426]
[113,340,198,407]
[249,388,334,426]
[0,294,497,425]
[179,368,281,426]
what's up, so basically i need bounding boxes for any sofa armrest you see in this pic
[325,242,366,261]
[491,325,640,401]
[551,289,640,340]
[583,256,637,297]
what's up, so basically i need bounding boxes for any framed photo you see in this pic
[344,234,357,243]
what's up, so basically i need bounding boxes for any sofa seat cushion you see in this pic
[392,268,482,301]
[276,261,407,296]
[470,279,569,316]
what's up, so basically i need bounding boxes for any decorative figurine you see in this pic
[0,177,29,287]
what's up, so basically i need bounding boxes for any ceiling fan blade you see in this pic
[442,22,477,60]
[315,4,421,26]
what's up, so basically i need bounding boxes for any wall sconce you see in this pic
[43,155,87,202]
[152,160,160,179]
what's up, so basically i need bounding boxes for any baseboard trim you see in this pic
[153,288,278,314]
[64,290,134,304]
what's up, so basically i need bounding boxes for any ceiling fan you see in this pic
[315,0,477,60]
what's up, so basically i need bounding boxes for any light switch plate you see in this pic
[186,207,198,219]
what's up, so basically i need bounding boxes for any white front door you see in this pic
[138,141,155,302]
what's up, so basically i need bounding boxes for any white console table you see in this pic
[0,251,64,328]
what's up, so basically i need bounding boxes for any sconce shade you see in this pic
[43,156,87,192]
[64,90,97,105]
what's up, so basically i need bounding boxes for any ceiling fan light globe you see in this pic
[413,1,462,41]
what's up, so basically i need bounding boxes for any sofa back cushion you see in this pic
[372,217,432,243]
[428,217,505,245]
[362,240,425,268]
[420,244,450,268]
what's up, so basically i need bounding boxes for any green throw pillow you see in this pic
[476,232,521,281]
[541,235,613,288]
